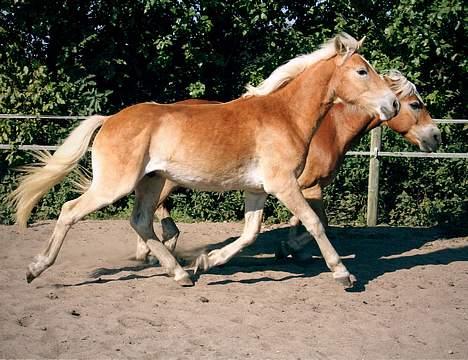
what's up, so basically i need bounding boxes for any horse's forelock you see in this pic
[383,70,425,104]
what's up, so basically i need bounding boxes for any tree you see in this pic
[0,0,466,226]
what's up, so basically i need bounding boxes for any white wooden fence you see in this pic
[1,115,467,225]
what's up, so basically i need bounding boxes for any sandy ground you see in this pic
[0,220,467,359]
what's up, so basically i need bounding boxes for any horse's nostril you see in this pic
[393,99,400,112]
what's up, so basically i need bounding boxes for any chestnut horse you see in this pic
[280,70,442,259]
[11,34,398,287]
[134,70,441,264]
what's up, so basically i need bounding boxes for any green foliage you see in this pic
[324,157,370,226]
[0,56,111,224]
[0,0,466,226]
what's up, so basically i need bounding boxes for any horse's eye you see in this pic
[357,69,368,76]
[410,102,421,110]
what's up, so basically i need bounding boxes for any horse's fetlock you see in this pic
[328,255,342,270]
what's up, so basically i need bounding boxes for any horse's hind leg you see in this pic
[26,185,130,283]
[131,175,192,286]
[135,203,180,265]
[135,181,179,262]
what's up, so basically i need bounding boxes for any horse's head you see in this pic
[383,71,441,152]
[330,34,399,121]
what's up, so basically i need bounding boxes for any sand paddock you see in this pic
[1,220,467,359]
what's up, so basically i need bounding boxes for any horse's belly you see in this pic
[150,161,264,192]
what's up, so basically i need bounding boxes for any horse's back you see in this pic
[92,101,263,191]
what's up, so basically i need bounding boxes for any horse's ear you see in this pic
[334,33,359,65]
[334,35,347,55]
[357,36,366,49]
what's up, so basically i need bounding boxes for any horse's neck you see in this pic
[275,60,336,144]
[330,104,381,155]
[301,106,379,189]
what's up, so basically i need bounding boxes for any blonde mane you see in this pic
[383,70,424,103]
[243,33,363,97]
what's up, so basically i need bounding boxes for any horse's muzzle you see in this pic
[420,126,442,152]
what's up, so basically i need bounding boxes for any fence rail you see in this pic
[1,114,467,225]
[0,114,87,120]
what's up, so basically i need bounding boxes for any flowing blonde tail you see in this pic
[9,115,108,227]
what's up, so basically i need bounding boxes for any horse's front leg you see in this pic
[193,191,267,272]
[270,179,355,287]
[277,185,327,260]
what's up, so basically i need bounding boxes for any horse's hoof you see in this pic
[333,271,356,288]
[26,270,35,283]
[175,275,194,287]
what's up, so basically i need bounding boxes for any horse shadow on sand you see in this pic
[83,223,468,292]
[185,224,468,292]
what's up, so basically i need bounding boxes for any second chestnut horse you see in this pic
[135,70,440,267]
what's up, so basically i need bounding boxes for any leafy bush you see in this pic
[0,0,466,226]
[0,58,111,223]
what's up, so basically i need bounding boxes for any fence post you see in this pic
[366,127,382,226]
